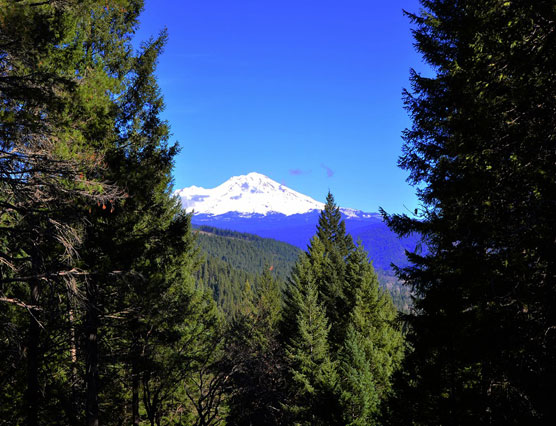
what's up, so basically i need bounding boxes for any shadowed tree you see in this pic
[383,1,556,424]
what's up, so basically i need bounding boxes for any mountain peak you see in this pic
[174,172,325,216]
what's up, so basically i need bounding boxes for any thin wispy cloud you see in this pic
[289,168,311,176]
[321,164,334,178]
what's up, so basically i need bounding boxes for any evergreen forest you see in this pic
[194,225,411,315]
[1,1,555,425]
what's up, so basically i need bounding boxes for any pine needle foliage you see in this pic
[282,193,404,425]
[383,1,556,424]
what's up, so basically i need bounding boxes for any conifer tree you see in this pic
[0,2,126,423]
[65,5,183,423]
[254,267,282,333]
[225,268,286,426]
[281,236,327,345]
[312,192,355,349]
[282,195,403,424]
[284,255,339,425]
[339,328,377,426]
[71,7,223,424]
[384,1,556,424]
[316,192,354,257]
[1,2,222,424]
[339,244,403,425]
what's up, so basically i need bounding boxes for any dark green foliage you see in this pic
[384,1,556,424]
[73,10,224,424]
[194,226,300,316]
[1,2,223,425]
[284,255,340,425]
[196,254,256,316]
[339,328,377,426]
[312,193,356,350]
[339,245,404,425]
[0,2,136,424]
[316,193,355,257]
[254,268,283,333]
[195,224,412,313]
[224,269,287,426]
[282,194,404,425]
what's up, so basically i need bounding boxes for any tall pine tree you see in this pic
[284,253,339,425]
[384,1,556,424]
[282,194,403,424]
[339,243,404,426]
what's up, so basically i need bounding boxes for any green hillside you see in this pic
[195,225,302,278]
[194,226,302,314]
[195,254,255,316]
[194,225,411,313]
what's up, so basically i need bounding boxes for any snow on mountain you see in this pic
[173,173,416,272]
[174,172,326,216]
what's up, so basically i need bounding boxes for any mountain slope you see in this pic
[194,225,302,315]
[175,172,416,269]
[195,225,302,279]
[176,172,325,216]
[191,211,419,272]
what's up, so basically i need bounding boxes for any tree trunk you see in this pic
[132,359,140,426]
[68,305,79,424]
[26,277,40,426]
[26,238,42,426]
[85,281,99,426]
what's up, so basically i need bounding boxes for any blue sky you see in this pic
[134,0,425,214]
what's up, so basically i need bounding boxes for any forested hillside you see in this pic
[189,209,422,272]
[194,225,412,313]
[194,226,299,315]
[195,226,302,279]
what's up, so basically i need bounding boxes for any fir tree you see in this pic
[316,192,354,257]
[284,255,339,425]
[339,327,377,426]
[225,267,286,426]
[312,192,355,349]
[384,1,556,424]
[282,195,404,424]
[73,9,222,424]
[339,243,404,425]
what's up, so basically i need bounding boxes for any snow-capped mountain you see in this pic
[174,172,419,272]
[174,172,323,216]
[174,172,378,218]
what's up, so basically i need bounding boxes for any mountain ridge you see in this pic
[175,172,324,216]
[176,172,420,273]
[175,172,376,218]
